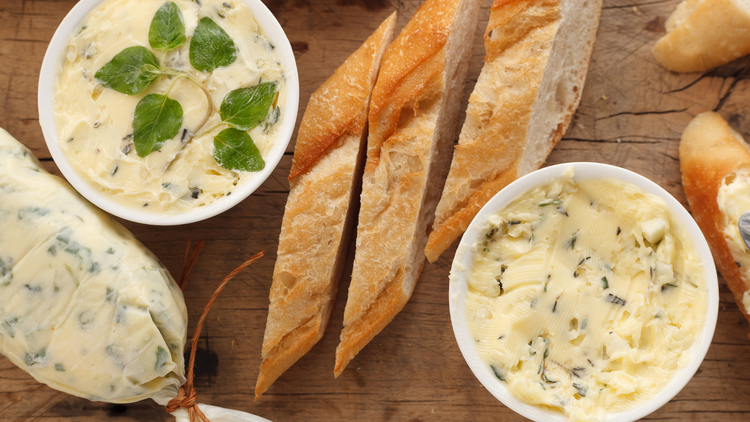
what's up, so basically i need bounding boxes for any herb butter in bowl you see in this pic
[449,163,718,422]
[39,0,299,225]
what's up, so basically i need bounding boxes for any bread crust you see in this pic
[653,0,750,73]
[255,13,396,399]
[680,112,750,324]
[335,0,481,377]
[424,0,601,262]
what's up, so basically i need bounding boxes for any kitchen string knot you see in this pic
[166,240,264,422]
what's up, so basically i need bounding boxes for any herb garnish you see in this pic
[602,277,609,289]
[94,4,278,172]
[148,2,186,51]
[189,17,237,72]
[213,128,265,171]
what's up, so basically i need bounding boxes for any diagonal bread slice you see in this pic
[255,12,397,399]
[424,0,602,263]
[653,0,750,73]
[334,0,482,377]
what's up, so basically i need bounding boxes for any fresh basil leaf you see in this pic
[95,46,160,95]
[189,17,237,73]
[149,1,187,51]
[220,82,277,131]
[213,128,264,172]
[133,94,183,157]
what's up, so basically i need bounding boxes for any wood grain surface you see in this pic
[2,0,750,420]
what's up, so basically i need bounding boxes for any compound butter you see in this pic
[0,128,187,403]
[466,169,707,421]
[54,0,287,213]
[718,167,750,314]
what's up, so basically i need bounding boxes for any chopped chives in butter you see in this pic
[466,170,707,421]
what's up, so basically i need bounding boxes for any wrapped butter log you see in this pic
[0,127,187,404]
[0,128,269,421]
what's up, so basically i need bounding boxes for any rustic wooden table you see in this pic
[2,0,750,420]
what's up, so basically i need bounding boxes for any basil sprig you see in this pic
[94,5,278,172]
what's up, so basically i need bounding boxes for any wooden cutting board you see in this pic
[1,0,750,420]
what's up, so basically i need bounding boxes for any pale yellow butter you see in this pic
[717,166,750,315]
[466,170,707,421]
[0,128,187,404]
[54,0,286,213]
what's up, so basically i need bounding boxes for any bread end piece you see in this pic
[255,12,397,399]
[680,111,750,324]
[653,0,750,73]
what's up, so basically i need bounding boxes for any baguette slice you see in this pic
[653,0,750,73]
[680,112,750,324]
[334,0,481,376]
[424,0,602,262]
[255,13,397,399]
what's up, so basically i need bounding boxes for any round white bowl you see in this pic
[38,0,299,225]
[449,162,719,422]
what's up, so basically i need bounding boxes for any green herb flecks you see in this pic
[538,200,563,207]
[602,277,609,289]
[606,294,626,306]
[495,277,504,296]
[220,82,277,131]
[95,46,160,95]
[189,17,237,72]
[149,2,186,51]
[567,233,577,250]
[133,93,184,157]
[155,346,170,370]
[573,383,587,397]
[661,283,678,292]
[213,128,265,171]
[490,365,505,382]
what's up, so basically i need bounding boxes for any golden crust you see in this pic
[365,0,456,172]
[653,0,750,73]
[289,13,398,180]
[680,112,750,324]
[425,0,580,263]
[336,0,480,376]
[255,13,397,399]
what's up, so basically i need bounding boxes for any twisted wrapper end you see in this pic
[166,240,265,422]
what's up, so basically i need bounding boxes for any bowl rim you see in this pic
[449,162,719,422]
[37,0,299,226]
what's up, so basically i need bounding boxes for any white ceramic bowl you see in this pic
[449,162,719,422]
[38,0,299,225]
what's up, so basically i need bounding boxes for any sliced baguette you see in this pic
[653,0,750,73]
[255,13,397,399]
[424,0,602,263]
[680,112,750,324]
[334,0,482,377]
